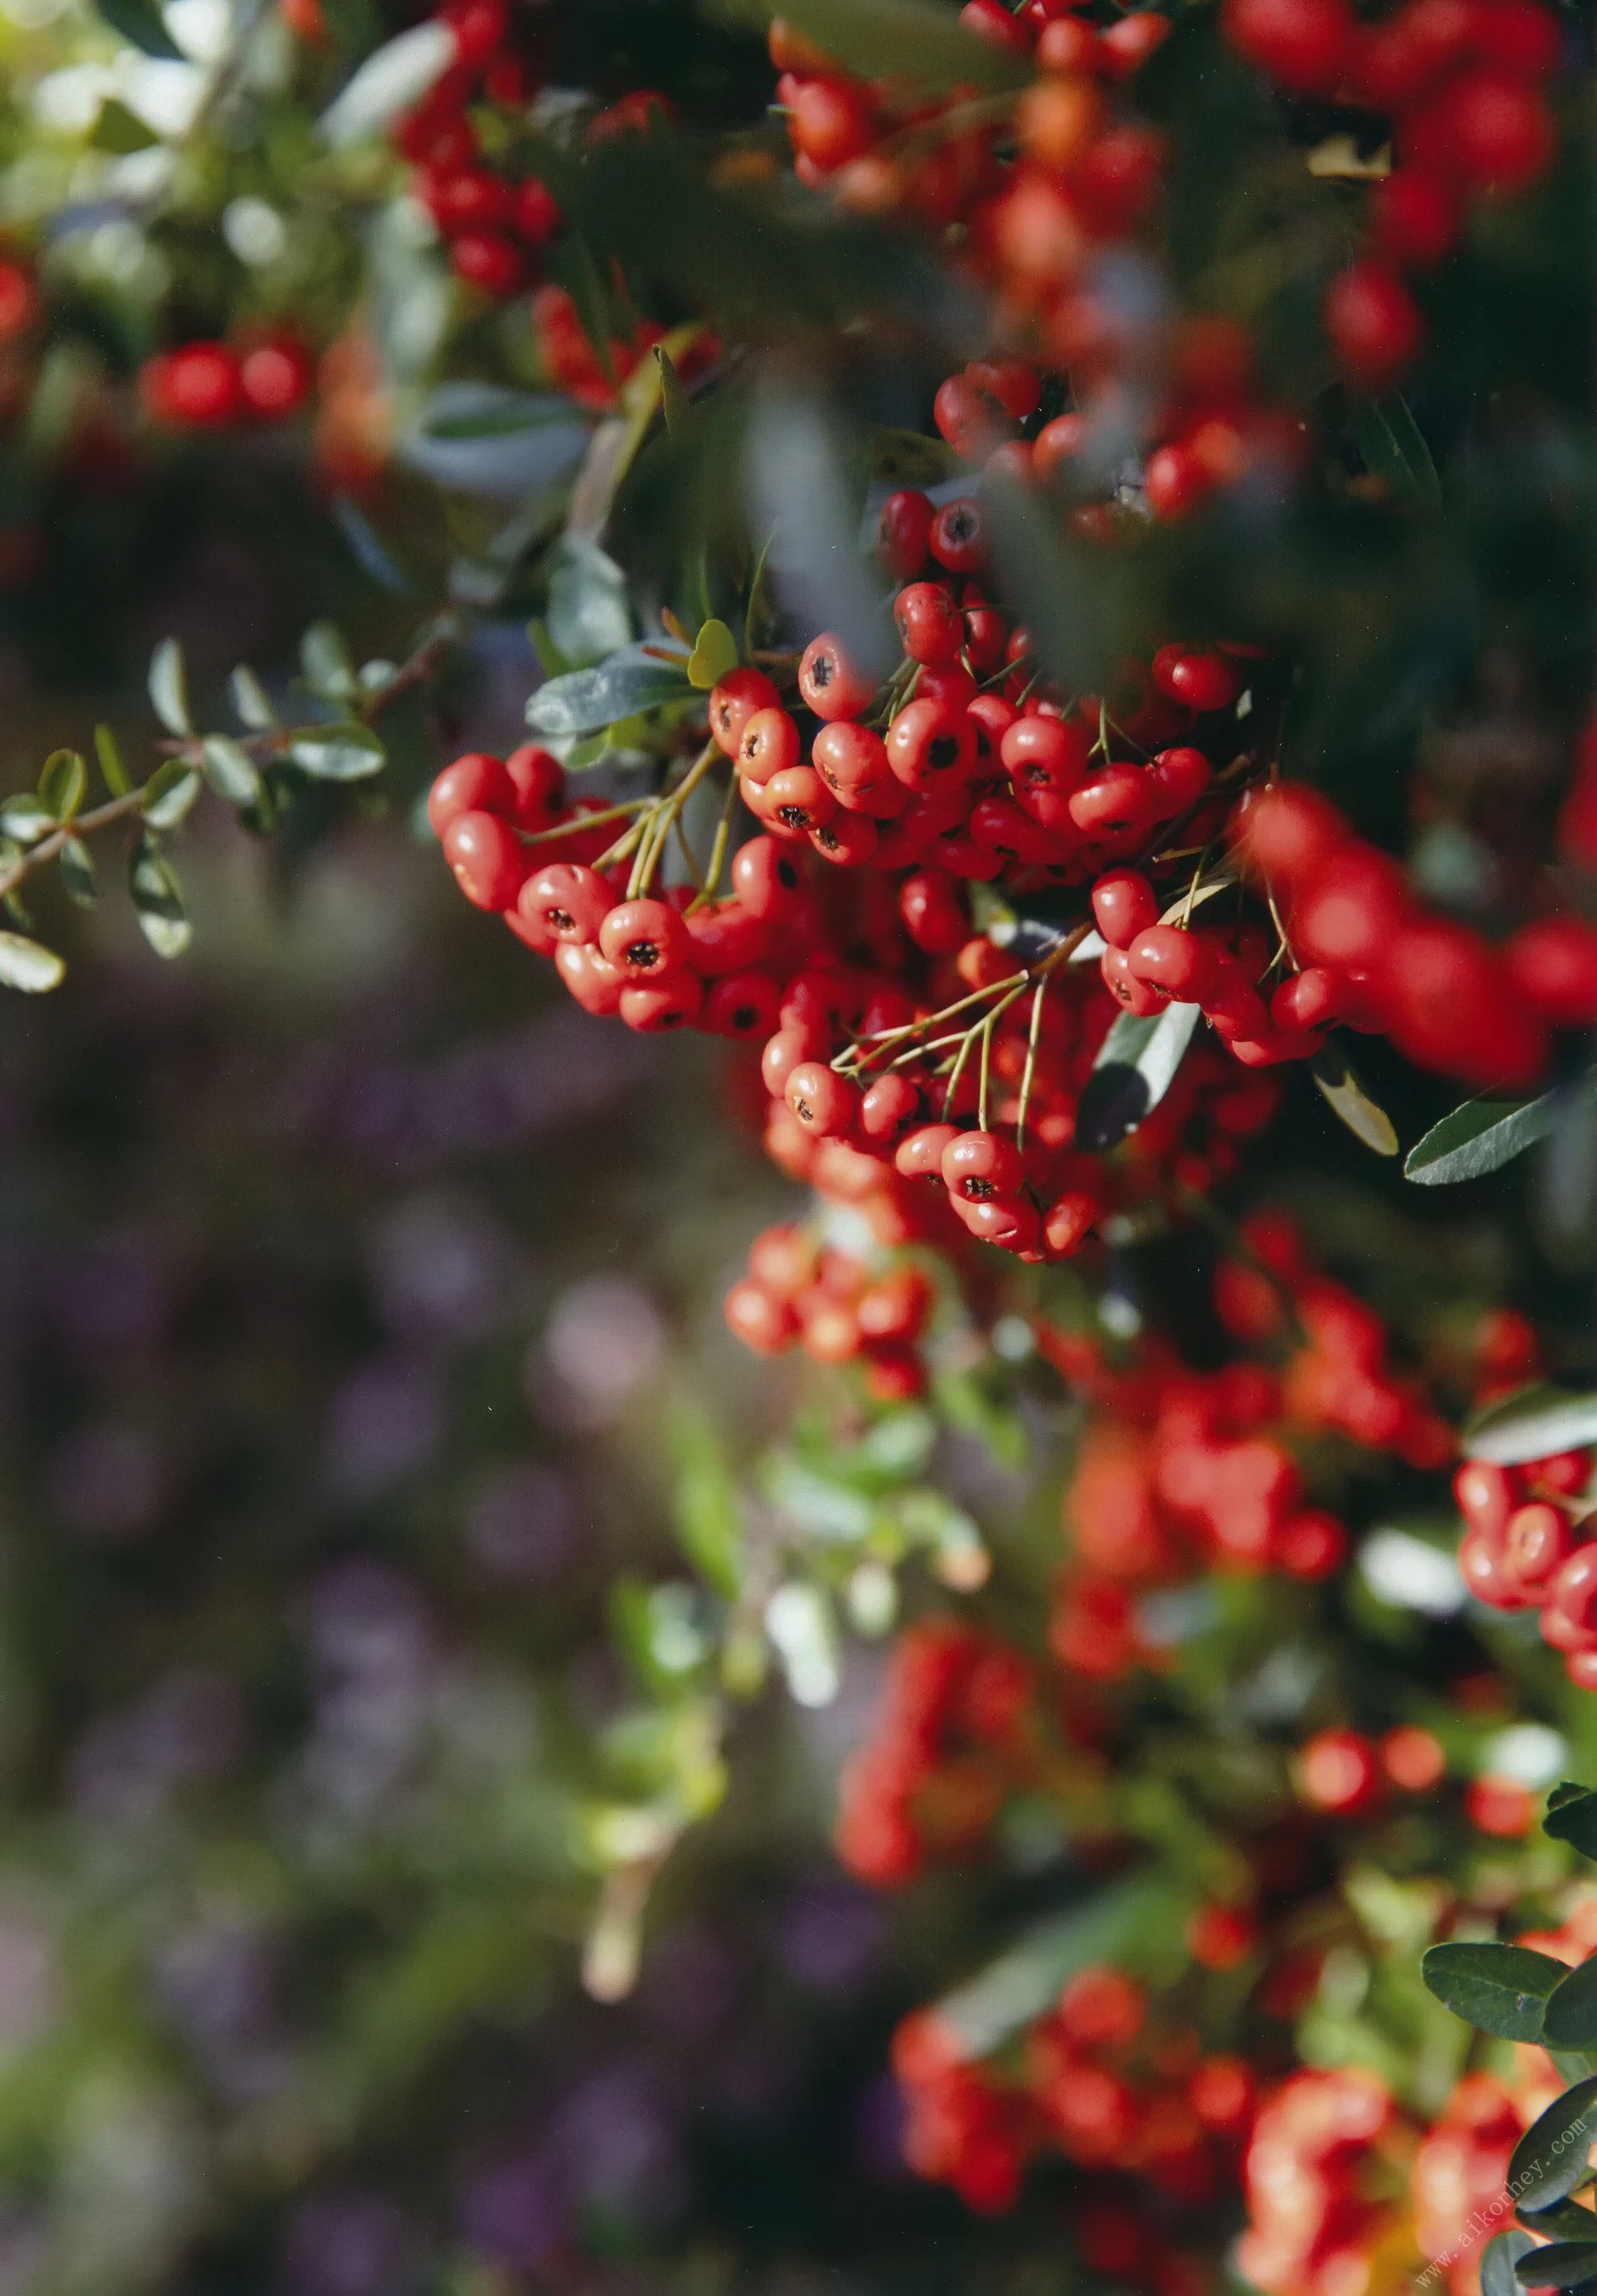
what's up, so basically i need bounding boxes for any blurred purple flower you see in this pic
[322,1355,443,1498]
[775,1884,883,1997]
[152,1919,294,2103]
[638,1928,740,2042]
[543,2066,688,2231]
[280,2194,417,2296]
[533,1278,666,1432]
[370,1193,518,1344]
[71,1668,244,1822]
[458,2157,564,2270]
[43,1422,162,1543]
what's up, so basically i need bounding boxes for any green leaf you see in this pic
[147,637,190,736]
[1514,2242,1597,2287]
[1547,1961,1597,2052]
[90,95,159,151]
[59,837,97,908]
[332,492,415,597]
[299,622,357,704]
[1522,2202,1597,2240]
[1543,1788,1597,1860]
[287,725,387,781]
[420,396,579,440]
[94,723,129,796]
[228,668,276,730]
[546,538,633,669]
[93,0,183,56]
[318,15,456,145]
[668,1409,743,1600]
[140,759,202,830]
[1508,2075,1597,2213]
[1312,1041,1400,1156]
[1463,1385,1597,1466]
[870,427,965,487]
[37,749,85,822]
[0,794,55,845]
[128,833,190,959]
[1075,1000,1202,1151]
[1406,1088,1559,1183]
[0,932,65,992]
[1484,2235,1541,2296]
[722,0,1031,88]
[200,736,263,810]
[1350,393,1443,513]
[1421,1942,1569,2041]
[656,347,692,442]
[526,652,695,736]
[686,619,739,690]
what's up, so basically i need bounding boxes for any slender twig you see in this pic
[1015,975,1048,1157]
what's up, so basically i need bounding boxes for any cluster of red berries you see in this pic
[1236,779,1597,1091]
[834,1618,1044,1890]
[1295,1719,1539,1834]
[723,1223,934,1400]
[138,336,314,429]
[1237,2066,1404,2296]
[530,286,717,414]
[1455,1451,1597,1689]
[1222,0,1561,392]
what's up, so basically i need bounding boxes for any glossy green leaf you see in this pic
[128,833,190,959]
[0,931,65,992]
[319,16,456,145]
[287,726,386,781]
[299,622,357,704]
[526,652,694,736]
[1463,1386,1597,1466]
[140,759,202,830]
[1422,1941,1569,2040]
[1514,2241,1597,2287]
[1075,1001,1202,1152]
[723,0,1031,88]
[1543,1788,1597,1860]
[229,668,276,731]
[546,538,633,669]
[656,347,692,442]
[686,619,739,690]
[37,748,85,822]
[148,637,191,736]
[58,837,97,908]
[201,736,263,810]
[1406,1088,1563,1183]
[1313,1042,1400,1156]
[94,0,183,57]
[0,794,55,845]
[1508,2076,1597,2213]
[94,723,129,796]
[1485,2234,1541,2296]
[1548,1959,1597,2051]
[420,395,578,440]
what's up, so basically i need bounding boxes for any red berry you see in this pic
[1091,869,1160,948]
[710,667,782,755]
[725,1279,798,1353]
[141,343,242,428]
[798,631,878,721]
[449,230,526,296]
[878,489,935,578]
[1222,0,1354,90]
[620,971,703,1031]
[738,707,802,785]
[859,1072,923,1140]
[554,941,624,1014]
[731,837,806,917]
[941,1128,1025,1201]
[1070,764,1155,837]
[598,897,691,977]
[1373,168,1463,266]
[785,1060,860,1136]
[895,1122,961,1179]
[885,698,980,792]
[895,583,965,666]
[443,810,529,910]
[928,497,986,577]
[1151,645,1243,713]
[787,74,875,172]
[1128,924,1218,1000]
[813,721,905,817]
[237,337,313,419]
[1298,1727,1379,1814]
[428,753,514,837]
[703,970,782,1038]
[519,861,614,945]
[1323,261,1424,392]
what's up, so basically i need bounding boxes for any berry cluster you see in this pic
[1236,2066,1405,2296]
[1222,0,1562,391]
[1455,1450,1597,1690]
[137,336,314,430]
[1294,1720,1538,1835]
[834,1618,1045,1889]
[723,1222,935,1401]
[1236,780,1597,1090]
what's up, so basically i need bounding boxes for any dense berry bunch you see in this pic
[137,335,315,430]
[1455,1450,1597,1690]
[724,1222,935,1399]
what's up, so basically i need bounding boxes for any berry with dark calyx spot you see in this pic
[710,666,782,755]
[504,744,565,827]
[520,861,615,946]
[885,697,979,791]
[732,836,807,918]
[810,812,879,865]
[799,631,878,721]
[682,900,771,976]
[620,972,703,1031]
[1102,946,1168,1014]
[598,897,691,977]
[738,706,802,786]
[786,1060,861,1137]
[941,1129,1025,1201]
[764,764,836,834]
[859,1072,923,1139]
[703,970,781,1039]
[928,497,985,576]
[813,721,905,817]
[899,868,969,954]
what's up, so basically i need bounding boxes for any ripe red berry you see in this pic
[878,489,935,579]
[812,721,904,817]
[1128,924,1217,1000]
[598,897,691,977]
[859,1072,923,1140]
[731,836,806,917]
[942,1129,1025,1201]
[1222,0,1354,90]
[1151,645,1243,713]
[785,1060,860,1136]
[520,861,614,945]
[1323,261,1424,392]
[449,230,526,296]
[725,1279,798,1354]
[1146,746,1213,816]
[710,666,782,755]
[702,970,781,1038]
[894,583,965,666]
[1091,869,1160,947]
[1070,764,1155,837]
[798,632,878,721]
[1043,1191,1100,1258]
[554,941,624,1014]
[443,810,529,910]
[503,744,565,827]
[428,752,515,837]
[141,343,243,428]
[619,971,703,1031]
[1298,1727,1379,1815]
[738,706,802,785]
[1002,713,1092,799]
[885,698,980,791]
[928,497,985,576]
[895,1122,960,1179]
[764,764,836,834]
[1504,916,1597,1026]
[1373,168,1463,266]
[787,74,875,172]
[238,337,313,420]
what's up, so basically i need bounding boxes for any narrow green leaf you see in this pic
[526,652,694,737]
[128,833,190,959]
[140,759,202,830]
[686,618,739,690]
[318,15,456,145]
[148,637,191,736]
[1544,1788,1597,1860]
[1406,1088,1560,1184]
[1543,1960,1597,2051]
[94,723,129,796]
[1422,1941,1569,2041]
[656,347,692,442]
[1522,2201,1597,2239]
[1514,2241,1597,2287]
[331,492,416,596]
[200,736,262,809]
[1313,1042,1399,1156]
[58,837,97,908]
[228,668,276,730]
[0,931,65,992]
[299,622,357,703]
[421,397,577,440]
[1075,1001,1202,1152]
[37,748,86,822]
[1508,2075,1597,2213]
[720,0,1030,88]
[94,0,183,57]
[287,725,386,781]
[1484,2234,1541,2296]
[1463,1385,1597,1467]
